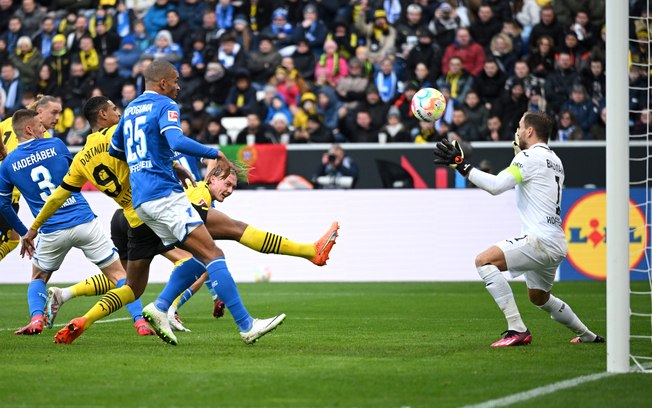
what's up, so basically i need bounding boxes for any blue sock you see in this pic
[117,278,145,322]
[204,280,218,299]
[28,279,47,318]
[206,257,253,332]
[154,257,205,312]
[177,288,194,308]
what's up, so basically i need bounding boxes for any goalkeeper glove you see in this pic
[433,139,473,176]
[513,131,522,156]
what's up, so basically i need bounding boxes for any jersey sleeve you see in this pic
[61,153,88,191]
[31,185,73,230]
[506,151,538,184]
[0,162,27,235]
[158,101,183,134]
[109,117,126,160]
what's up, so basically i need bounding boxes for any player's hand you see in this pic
[433,139,472,176]
[513,131,522,156]
[20,229,38,259]
[173,164,196,188]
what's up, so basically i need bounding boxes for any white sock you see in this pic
[61,288,73,302]
[477,264,527,332]
[539,295,596,341]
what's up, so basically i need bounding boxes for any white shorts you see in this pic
[135,191,203,246]
[33,218,119,273]
[495,234,567,292]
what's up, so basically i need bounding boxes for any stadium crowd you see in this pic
[0,0,648,146]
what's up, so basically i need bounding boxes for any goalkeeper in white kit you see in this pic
[433,111,604,347]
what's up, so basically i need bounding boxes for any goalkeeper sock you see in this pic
[67,274,116,301]
[206,256,253,332]
[0,239,18,261]
[477,264,527,332]
[154,257,205,312]
[539,295,597,341]
[240,226,315,259]
[116,278,145,322]
[83,285,136,329]
[27,279,47,318]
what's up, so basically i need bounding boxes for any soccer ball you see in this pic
[411,87,446,123]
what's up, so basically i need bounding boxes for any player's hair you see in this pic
[83,96,111,126]
[144,60,177,84]
[523,111,553,143]
[11,109,39,138]
[26,94,59,111]
[205,157,249,183]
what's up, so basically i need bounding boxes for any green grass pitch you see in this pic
[1,281,650,407]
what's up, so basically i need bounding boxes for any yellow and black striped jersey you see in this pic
[184,181,213,210]
[0,117,53,204]
[63,125,142,228]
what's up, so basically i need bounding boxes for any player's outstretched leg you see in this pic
[477,264,531,347]
[536,294,605,343]
[44,274,115,328]
[15,279,47,335]
[310,221,340,266]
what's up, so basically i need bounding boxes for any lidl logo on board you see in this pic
[563,191,648,279]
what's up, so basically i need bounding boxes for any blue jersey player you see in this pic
[110,60,285,345]
[0,109,150,336]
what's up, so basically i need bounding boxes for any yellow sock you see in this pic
[0,239,18,260]
[69,274,116,297]
[240,226,315,259]
[82,285,135,329]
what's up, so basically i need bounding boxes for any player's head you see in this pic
[518,111,553,149]
[144,60,180,99]
[205,158,243,203]
[12,109,45,141]
[83,96,121,130]
[28,94,62,130]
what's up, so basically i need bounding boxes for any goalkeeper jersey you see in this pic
[509,143,566,251]
[0,117,53,204]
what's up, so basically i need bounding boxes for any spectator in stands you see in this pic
[66,14,88,54]
[590,106,606,141]
[556,30,590,71]
[199,118,228,145]
[177,62,202,114]
[144,0,175,37]
[328,17,363,60]
[44,34,71,90]
[232,14,253,52]
[406,30,443,83]
[2,16,24,53]
[293,3,328,57]
[553,0,604,28]
[354,8,397,65]
[590,24,605,63]
[293,113,333,144]
[556,110,584,141]
[317,87,342,136]
[335,57,369,110]
[93,19,120,59]
[0,38,7,64]
[396,3,428,59]
[186,98,212,141]
[501,19,524,57]
[569,10,597,52]
[215,0,235,32]
[0,0,18,32]
[236,111,277,144]
[261,8,295,50]
[281,56,309,95]
[414,119,438,143]
[470,5,503,49]
[312,144,359,189]
[413,62,435,89]
[515,0,541,45]
[544,51,579,115]
[489,32,517,75]
[0,62,23,116]
[474,58,507,110]
[142,30,183,68]
[96,56,124,102]
[223,69,258,117]
[373,57,398,103]
[393,80,420,132]
[216,31,246,75]
[114,36,141,79]
[527,5,564,53]
[356,84,389,131]
[164,9,191,52]
[315,39,349,88]
[492,80,528,135]
[345,110,378,143]
[505,60,545,99]
[528,35,555,78]
[428,2,462,50]
[65,114,90,146]
[293,92,318,133]
[63,62,94,111]
[561,84,598,136]
[247,35,282,89]
[14,0,45,37]
[32,16,57,59]
[9,36,42,93]
[200,61,230,117]
[114,2,137,38]
[119,82,138,111]
[265,93,293,125]
[441,27,485,76]
[581,58,605,108]
[292,37,316,82]
[437,56,474,103]
[34,64,58,97]
[450,108,481,141]
[269,113,292,145]
[131,20,152,53]
[481,115,511,141]
[77,35,100,74]
[199,9,220,50]
[379,106,411,143]
[177,0,206,30]
[461,90,490,135]
[485,0,514,23]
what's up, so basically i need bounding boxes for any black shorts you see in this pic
[0,203,19,243]
[110,205,207,261]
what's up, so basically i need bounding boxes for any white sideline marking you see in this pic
[0,317,131,332]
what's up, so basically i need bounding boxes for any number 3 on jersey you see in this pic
[31,165,56,201]
[125,116,147,163]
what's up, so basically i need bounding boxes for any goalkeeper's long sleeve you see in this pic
[468,168,518,196]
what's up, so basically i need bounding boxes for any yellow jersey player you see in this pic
[23,96,339,344]
[0,95,58,261]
